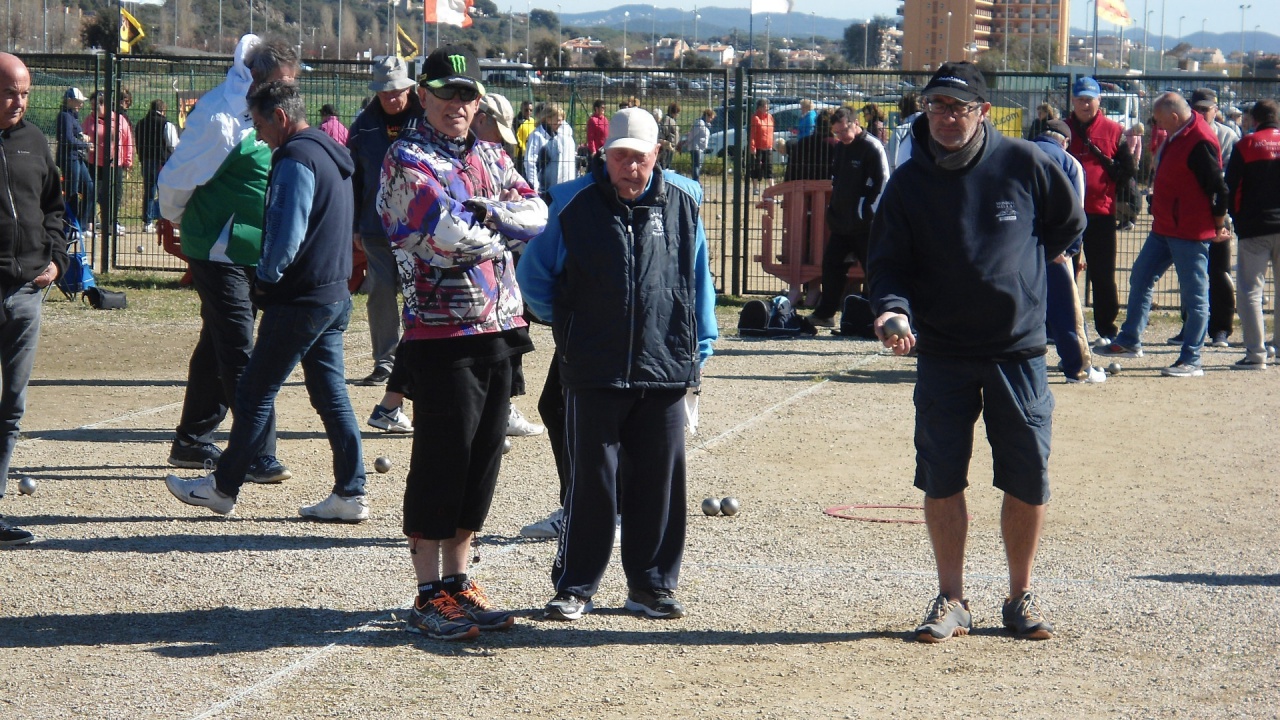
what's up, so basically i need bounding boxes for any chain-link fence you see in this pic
[18,54,1280,312]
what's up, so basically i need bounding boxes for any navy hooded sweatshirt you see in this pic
[255,127,356,307]
[868,117,1086,359]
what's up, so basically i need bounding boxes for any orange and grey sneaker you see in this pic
[451,579,516,631]
[1002,590,1054,640]
[914,593,972,643]
[405,591,480,641]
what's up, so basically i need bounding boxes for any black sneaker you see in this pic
[0,515,35,547]
[168,439,222,469]
[356,367,392,386]
[246,455,292,484]
[1002,590,1054,639]
[544,591,593,621]
[624,588,686,619]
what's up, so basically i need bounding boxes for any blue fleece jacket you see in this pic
[256,127,356,307]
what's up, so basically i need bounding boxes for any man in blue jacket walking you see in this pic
[165,81,366,522]
[519,107,718,621]
[868,63,1085,643]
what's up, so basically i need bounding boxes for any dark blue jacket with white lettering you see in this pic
[255,127,356,307]
[868,118,1085,358]
[518,164,718,390]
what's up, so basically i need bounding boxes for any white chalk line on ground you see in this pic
[691,351,886,453]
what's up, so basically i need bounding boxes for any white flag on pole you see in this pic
[750,0,792,14]
[121,0,167,6]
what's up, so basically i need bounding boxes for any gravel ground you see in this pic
[0,298,1277,719]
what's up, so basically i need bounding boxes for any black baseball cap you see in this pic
[922,62,989,103]
[1044,118,1072,142]
[419,46,486,95]
[1190,87,1218,109]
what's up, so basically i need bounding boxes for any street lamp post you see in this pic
[651,4,656,68]
[1158,0,1166,71]
[1002,0,1009,71]
[525,0,531,63]
[945,11,952,62]
[1239,4,1251,75]
[557,4,562,66]
[321,44,325,59]
[623,10,629,68]
[337,0,342,60]
[811,12,816,70]
[1178,16,1184,43]
[1254,24,1261,75]
[1142,4,1152,72]
[863,20,869,68]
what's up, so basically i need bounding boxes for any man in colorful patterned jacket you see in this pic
[377,46,548,641]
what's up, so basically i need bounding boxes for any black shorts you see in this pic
[913,353,1054,506]
[401,343,513,539]
[751,149,773,180]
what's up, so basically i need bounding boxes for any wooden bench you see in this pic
[754,179,864,305]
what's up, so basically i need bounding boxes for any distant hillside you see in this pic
[1070,27,1280,55]
[562,5,864,43]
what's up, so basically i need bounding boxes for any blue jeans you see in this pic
[1044,257,1091,379]
[689,149,704,182]
[141,160,163,223]
[177,259,276,455]
[1116,232,1210,366]
[62,157,94,229]
[0,284,43,498]
[213,298,365,498]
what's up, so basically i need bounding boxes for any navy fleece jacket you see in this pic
[256,127,356,307]
[868,118,1086,358]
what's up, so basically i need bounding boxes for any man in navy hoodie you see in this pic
[165,81,367,522]
[868,62,1085,643]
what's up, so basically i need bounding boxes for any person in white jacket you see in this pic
[687,108,714,182]
[523,102,577,194]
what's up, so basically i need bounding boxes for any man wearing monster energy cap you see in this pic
[867,62,1085,644]
[377,45,547,641]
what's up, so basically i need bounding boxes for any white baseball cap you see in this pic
[605,107,659,154]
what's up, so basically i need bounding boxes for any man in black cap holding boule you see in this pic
[867,62,1085,643]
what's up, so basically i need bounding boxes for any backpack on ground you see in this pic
[837,294,878,339]
[738,295,816,338]
[57,210,96,301]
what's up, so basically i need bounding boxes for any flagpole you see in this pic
[1092,0,1100,75]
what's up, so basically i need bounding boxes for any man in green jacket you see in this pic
[157,35,298,484]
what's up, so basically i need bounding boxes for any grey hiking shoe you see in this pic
[1002,591,1054,639]
[914,594,972,643]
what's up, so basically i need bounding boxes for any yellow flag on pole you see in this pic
[1098,0,1134,26]
[120,8,146,53]
[395,24,420,60]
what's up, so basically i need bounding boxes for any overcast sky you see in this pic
[551,1,1273,36]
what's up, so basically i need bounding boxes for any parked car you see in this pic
[705,101,839,163]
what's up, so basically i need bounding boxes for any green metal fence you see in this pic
[17,53,1280,313]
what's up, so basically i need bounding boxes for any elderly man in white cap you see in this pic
[473,92,518,150]
[518,107,719,623]
[348,55,420,412]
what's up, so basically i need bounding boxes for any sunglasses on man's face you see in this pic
[424,85,479,103]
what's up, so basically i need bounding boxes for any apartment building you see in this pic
[900,0,1070,71]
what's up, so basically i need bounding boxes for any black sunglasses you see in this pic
[423,85,479,103]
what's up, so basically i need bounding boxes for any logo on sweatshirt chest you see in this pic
[995,200,1018,223]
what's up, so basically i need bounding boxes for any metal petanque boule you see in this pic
[17,476,36,495]
[882,315,910,341]
[701,497,721,516]
[374,456,393,474]
[1107,362,1122,375]
[720,496,741,516]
